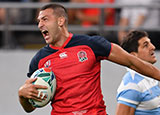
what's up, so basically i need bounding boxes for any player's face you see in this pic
[136,37,157,64]
[37,8,60,45]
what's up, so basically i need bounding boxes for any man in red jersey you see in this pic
[72,0,115,27]
[18,3,160,115]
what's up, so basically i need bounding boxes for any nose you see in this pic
[150,43,156,50]
[38,20,43,29]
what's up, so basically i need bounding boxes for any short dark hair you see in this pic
[40,3,68,25]
[121,30,149,53]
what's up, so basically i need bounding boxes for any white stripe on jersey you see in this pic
[117,68,160,114]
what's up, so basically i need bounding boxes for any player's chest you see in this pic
[39,46,97,72]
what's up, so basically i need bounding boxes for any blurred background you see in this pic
[0,0,160,115]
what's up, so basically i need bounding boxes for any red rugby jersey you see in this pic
[27,33,112,115]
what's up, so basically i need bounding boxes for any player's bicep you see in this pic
[116,103,135,115]
[107,43,133,67]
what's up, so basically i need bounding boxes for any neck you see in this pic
[52,27,70,47]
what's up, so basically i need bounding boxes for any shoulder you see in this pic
[31,45,56,66]
[122,71,144,86]
[72,34,106,42]
[33,45,56,59]
[71,34,111,48]
[117,71,145,94]
[72,34,111,47]
[66,34,112,58]
[27,45,56,77]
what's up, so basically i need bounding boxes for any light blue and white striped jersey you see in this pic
[117,68,160,115]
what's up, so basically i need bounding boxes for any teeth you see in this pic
[42,30,48,35]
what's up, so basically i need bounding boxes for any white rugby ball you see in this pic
[29,67,56,108]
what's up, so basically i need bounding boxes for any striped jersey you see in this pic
[117,68,160,115]
[27,33,112,115]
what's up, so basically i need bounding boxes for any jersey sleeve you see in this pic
[89,36,112,59]
[117,80,143,108]
[117,88,141,108]
[27,51,41,77]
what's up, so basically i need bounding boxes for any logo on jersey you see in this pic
[59,52,68,59]
[44,60,51,67]
[77,51,88,62]
[72,110,87,115]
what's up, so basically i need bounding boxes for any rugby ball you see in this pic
[29,67,56,108]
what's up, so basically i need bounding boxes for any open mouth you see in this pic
[42,30,49,36]
[150,52,155,57]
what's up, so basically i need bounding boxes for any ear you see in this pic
[58,17,65,27]
[130,52,138,56]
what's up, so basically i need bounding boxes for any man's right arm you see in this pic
[18,78,37,112]
[18,78,47,112]
[116,103,135,115]
[19,95,36,113]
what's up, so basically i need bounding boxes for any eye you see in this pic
[143,43,149,48]
[43,17,48,22]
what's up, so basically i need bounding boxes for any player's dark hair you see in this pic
[40,3,68,25]
[121,30,148,53]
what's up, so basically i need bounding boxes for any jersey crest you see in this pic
[77,51,88,62]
